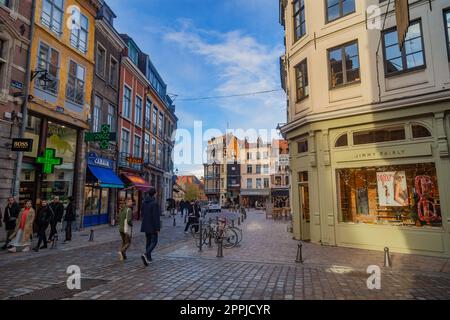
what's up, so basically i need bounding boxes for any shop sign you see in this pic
[335,145,433,163]
[88,153,113,169]
[126,156,144,164]
[11,139,33,152]
[36,148,63,174]
[85,125,116,150]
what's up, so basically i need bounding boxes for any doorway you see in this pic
[298,171,310,241]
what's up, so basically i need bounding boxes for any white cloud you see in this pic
[164,22,286,131]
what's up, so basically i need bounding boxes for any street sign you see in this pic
[85,124,116,150]
[36,148,63,174]
[11,139,33,152]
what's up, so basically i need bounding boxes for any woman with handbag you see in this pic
[118,198,133,261]
[8,200,35,253]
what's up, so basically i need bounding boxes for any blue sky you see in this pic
[108,0,286,176]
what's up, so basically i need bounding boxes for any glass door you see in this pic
[298,172,310,241]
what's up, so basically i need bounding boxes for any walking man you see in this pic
[33,200,53,252]
[2,197,20,250]
[118,198,133,261]
[141,188,161,267]
[49,196,64,241]
[63,197,76,243]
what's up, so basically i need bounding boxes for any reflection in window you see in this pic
[337,163,442,227]
[412,124,432,139]
[353,126,405,145]
[326,0,355,23]
[383,20,425,75]
[329,41,360,88]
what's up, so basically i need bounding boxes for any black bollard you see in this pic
[296,242,304,263]
[216,237,223,258]
[384,247,391,268]
[199,219,203,252]
[173,214,176,227]
[89,229,94,242]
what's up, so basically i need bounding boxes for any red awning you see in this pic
[121,173,151,192]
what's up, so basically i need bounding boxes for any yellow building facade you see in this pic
[280,0,450,257]
[19,0,99,210]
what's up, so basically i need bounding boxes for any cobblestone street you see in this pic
[1,211,450,300]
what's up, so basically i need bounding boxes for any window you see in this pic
[297,139,308,153]
[66,60,85,105]
[157,142,162,167]
[247,179,252,189]
[0,0,11,8]
[256,152,261,160]
[96,44,106,77]
[337,163,442,227]
[256,165,261,174]
[247,152,252,160]
[263,152,269,159]
[326,0,355,23]
[382,20,425,76]
[263,165,269,174]
[152,107,158,134]
[247,165,253,174]
[328,41,360,88]
[145,99,151,129]
[256,178,262,189]
[293,0,306,41]
[123,86,131,119]
[134,135,141,158]
[41,0,64,35]
[107,104,116,132]
[109,57,118,87]
[36,43,59,94]
[70,8,89,53]
[445,10,450,60]
[412,124,432,139]
[353,126,405,145]
[144,134,150,163]
[135,96,143,127]
[93,96,102,132]
[120,129,130,154]
[295,59,309,101]
[158,113,164,137]
[128,42,139,65]
[335,133,348,147]
[0,39,7,91]
[151,137,156,163]
[264,178,270,188]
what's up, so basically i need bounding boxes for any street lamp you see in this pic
[31,69,52,89]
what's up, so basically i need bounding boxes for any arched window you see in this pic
[335,133,348,147]
[412,124,432,139]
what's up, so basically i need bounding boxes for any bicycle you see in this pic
[194,219,239,249]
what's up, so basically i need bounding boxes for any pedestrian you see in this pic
[184,201,199,234]
[118,198,133,261]
[8,200,35,253]
[2,197,20,250]
[33,200,53,252]
[63,197,76,243]
[49,196,64,241]
[140,187,161,266]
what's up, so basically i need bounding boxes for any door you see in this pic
[298,171,310,241]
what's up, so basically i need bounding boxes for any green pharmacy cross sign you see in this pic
[85,124,116,150]
[36,148,63,174]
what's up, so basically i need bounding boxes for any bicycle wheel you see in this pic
[222,228,239,249]
[229,226,243,244]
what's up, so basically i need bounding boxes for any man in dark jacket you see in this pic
[63,197,76,243]
[49,196,64,241]
[140,187,161,266]
[2,197,20,250]
[33,200,54,252]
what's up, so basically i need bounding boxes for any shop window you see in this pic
[353,126,405,145]
[335,133,348,147]
[412,124,432,139]
[297,139,308,153]
[337,163,442,227]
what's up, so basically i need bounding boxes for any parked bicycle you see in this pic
[191,218,241,249]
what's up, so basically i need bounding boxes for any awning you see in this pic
[121,173,151,192]
[271,189,290,197]
[87,165,124,189]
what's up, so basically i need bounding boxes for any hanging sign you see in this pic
[11,139,33,152]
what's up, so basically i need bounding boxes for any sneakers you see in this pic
[8,247,17,253]
[22,246,30,252]
[118,251,124,261]
[141,254,149,267]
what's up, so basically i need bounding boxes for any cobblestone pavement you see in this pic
[0,211,450,300]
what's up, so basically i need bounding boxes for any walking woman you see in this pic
[8,200,35,253]
[118,199,133,261]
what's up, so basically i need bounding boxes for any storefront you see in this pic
[241,189,270,208]
[84,153,124,227]
[119,172,151,220]
[271,189,290,209]
[288,113,450,257]
[20,114,79,208]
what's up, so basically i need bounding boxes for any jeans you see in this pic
[145,233,158,260]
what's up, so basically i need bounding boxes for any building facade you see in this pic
[270,139,290,209]
[204,136,227,204]
[83,0,126,227]
[22,0,99,217]
[280,0,450,257]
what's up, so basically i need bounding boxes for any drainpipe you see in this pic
[12,0,36,197]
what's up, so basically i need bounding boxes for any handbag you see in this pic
[124,208,132,236]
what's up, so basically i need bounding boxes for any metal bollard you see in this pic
[232,219,235,228]
[295,242,304,263]
[199,219,203,252]
[173,214,176,227]
[216,237,223,258]
[384,247,392,268]
[89,229,94,242]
